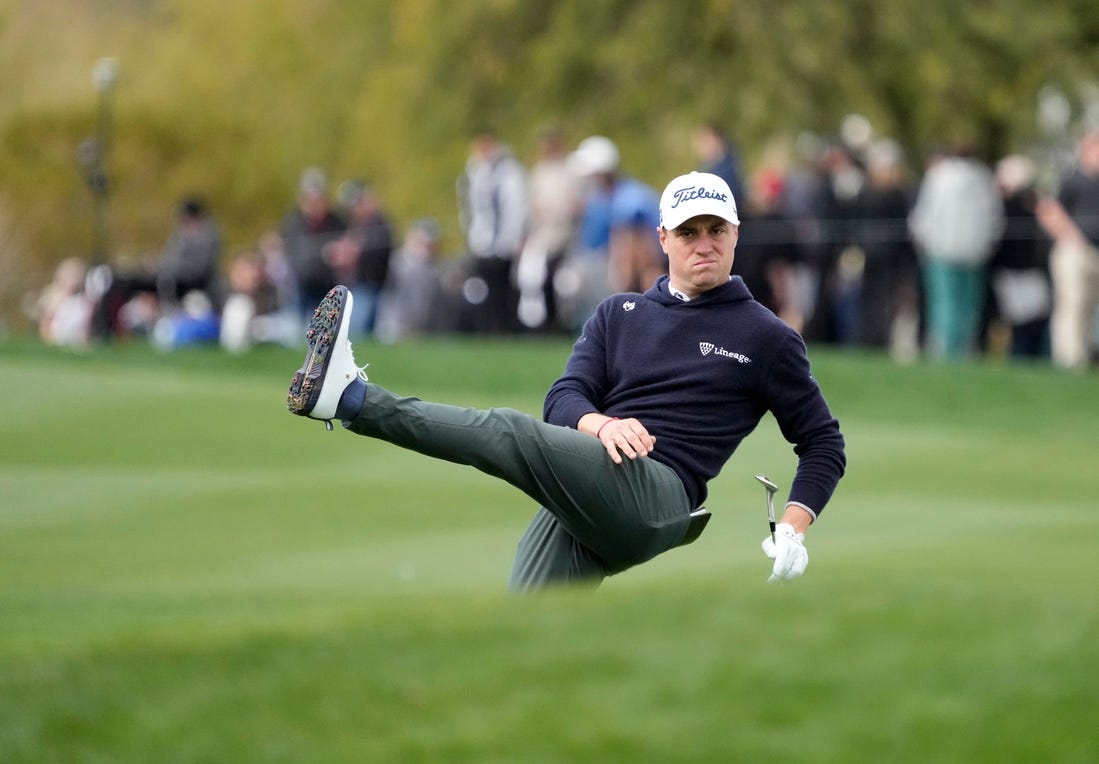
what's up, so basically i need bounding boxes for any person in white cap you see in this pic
[286,171,846,591]
[561,136,663,328]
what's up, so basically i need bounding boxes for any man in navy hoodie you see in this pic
[287,172,846,591]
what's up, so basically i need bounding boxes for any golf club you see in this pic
[755,474,778,543]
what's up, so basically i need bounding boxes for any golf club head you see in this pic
[755,474,779,541]
[754,474,778,494]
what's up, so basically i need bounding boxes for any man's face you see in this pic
[300,192,328,221]
[659,214,738,298]
[471,134,497,161]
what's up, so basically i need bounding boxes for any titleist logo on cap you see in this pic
[668,185,729,209]
[660,171,739,228]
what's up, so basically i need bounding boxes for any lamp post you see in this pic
[87,57,117,265]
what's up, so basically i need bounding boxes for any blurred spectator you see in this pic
[116,288,159,337]
[156,196,223,311]
[82,197,216,342]
[280,167,346,322]
[456,128,527,334]
[34,257,94,348]
[909,144,1004,359]
[801,140,865,345]
[779,134,827,338]
[1037,128,1099,370]
[219,248,298,353]
[694,120,746,209]
[376,218,446,343]
[851,139,920,359]
[151,290,220,351]
[83,257,156,341]
[257,230,298,321]
[326,179,395,337]
[555,135,619,330]
[516,125,583,331]
[734,168,805,330]
[558,135,661,330]
[988,155,1052,359]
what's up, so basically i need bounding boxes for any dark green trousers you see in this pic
[346,385,695,590]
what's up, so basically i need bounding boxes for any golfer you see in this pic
[287,171,846,591]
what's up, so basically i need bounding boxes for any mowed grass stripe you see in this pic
[1,340,1097,762]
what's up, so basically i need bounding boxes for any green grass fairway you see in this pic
[1,338,1097,763]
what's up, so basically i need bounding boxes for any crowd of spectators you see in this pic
[29,124,1099,371]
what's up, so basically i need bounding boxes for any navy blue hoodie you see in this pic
[544,275,846,513]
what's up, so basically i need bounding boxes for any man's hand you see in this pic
[579,413,656,464]
[761,522,808,583]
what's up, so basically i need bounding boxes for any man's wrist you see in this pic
[780,504,814,534]
[577,412,604,436]
[595,417,619,439]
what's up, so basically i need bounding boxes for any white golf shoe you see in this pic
[286,285,368,428]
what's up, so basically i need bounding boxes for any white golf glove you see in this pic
[761,522,808,583]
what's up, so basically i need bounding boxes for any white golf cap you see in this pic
[659,171,739,229]
[569,135,620,176]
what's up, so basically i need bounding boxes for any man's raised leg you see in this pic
[343,384,692,572]
[288,285,694,578]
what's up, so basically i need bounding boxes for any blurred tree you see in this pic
[0,0,1096,328]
